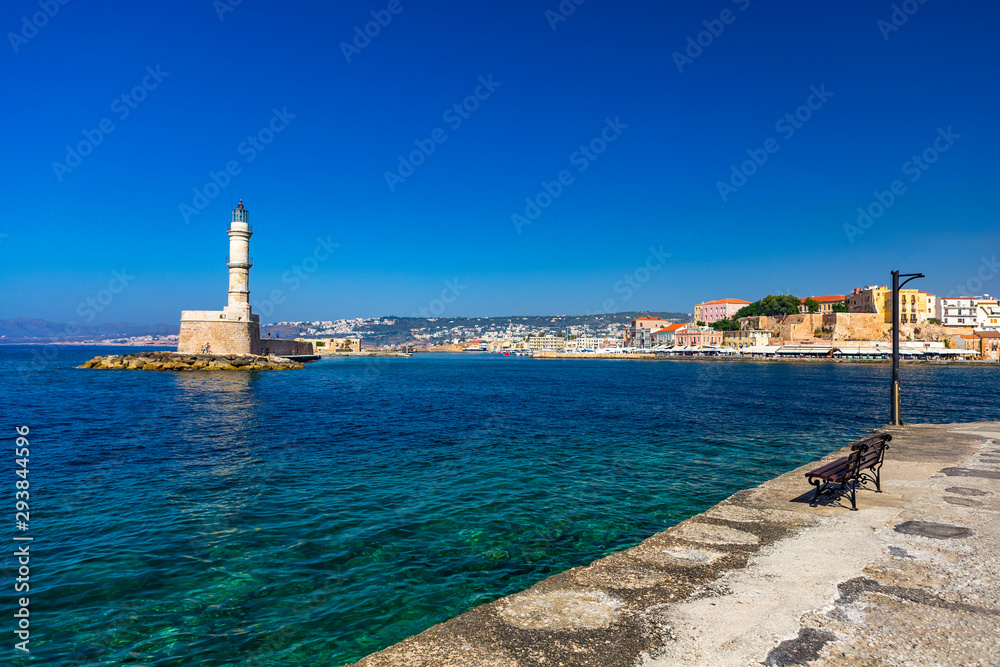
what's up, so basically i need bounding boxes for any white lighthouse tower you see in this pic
[225,200,253,318]
[176,200,262,355]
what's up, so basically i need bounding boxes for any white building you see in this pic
[937,297,979,327]
[527,335,566,351]
[977,300,1000,331]
[566,336,601,351]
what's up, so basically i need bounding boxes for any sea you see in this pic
[4,346,1000,665]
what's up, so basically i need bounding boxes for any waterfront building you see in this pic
[630,316,673,348]
[847,285,886,314]
[976,299,1000,330]
[676,327,723,347]
[957,334,981,355]
[303,338,362,353]
[977,331,1000,359]
[722,329,772,348]
[693,298,750,324]
[527,335,566,352]
[848,285,936,323]
[566,336,601,351]
[798,295,846,314]
[652,322,688,346]
[177,201,312,357]
[937,297,980,326]
[487,339,528,352]
[887,289,935,324]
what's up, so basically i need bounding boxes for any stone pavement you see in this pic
[350,422,1000,667]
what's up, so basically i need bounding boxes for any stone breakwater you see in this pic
[350,422,1000,667]
[80,351,304,371]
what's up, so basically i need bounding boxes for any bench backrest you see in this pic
[847,434,891,473]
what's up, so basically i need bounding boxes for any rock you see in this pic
[79,352,305,371]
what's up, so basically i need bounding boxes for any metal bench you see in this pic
[805,433,892,511]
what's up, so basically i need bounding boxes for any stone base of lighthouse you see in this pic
[177,307,261,355]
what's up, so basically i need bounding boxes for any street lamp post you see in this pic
[890,269,925,425]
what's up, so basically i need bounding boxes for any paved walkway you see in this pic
[350,422,1000,666]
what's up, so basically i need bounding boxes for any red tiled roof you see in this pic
[698,298,750,305]
[801,295,846,303]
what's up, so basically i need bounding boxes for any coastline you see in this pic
[349,421,1000,666]
[530,351,997,364]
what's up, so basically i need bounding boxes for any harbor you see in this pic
[351,421,1000,666]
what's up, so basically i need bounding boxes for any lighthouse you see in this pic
[176,200,262,355]
[226,200,253,316]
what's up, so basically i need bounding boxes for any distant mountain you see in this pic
[0,318,179,340]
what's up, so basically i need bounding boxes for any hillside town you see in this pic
[273,284,1000,361]
[16,286,998,361]
[587,286,1000,360]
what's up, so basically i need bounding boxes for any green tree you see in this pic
[734,294,802,321]
[709,317,740,331]
[804,297,820,313]
[832,302,848,313]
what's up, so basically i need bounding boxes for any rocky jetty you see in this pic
[80,351,304,371]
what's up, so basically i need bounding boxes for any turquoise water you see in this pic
[4,347,1000,665]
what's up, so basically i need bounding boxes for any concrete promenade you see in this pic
[350,422,1000,666]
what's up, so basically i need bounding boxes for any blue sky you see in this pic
[2,0,998,324]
